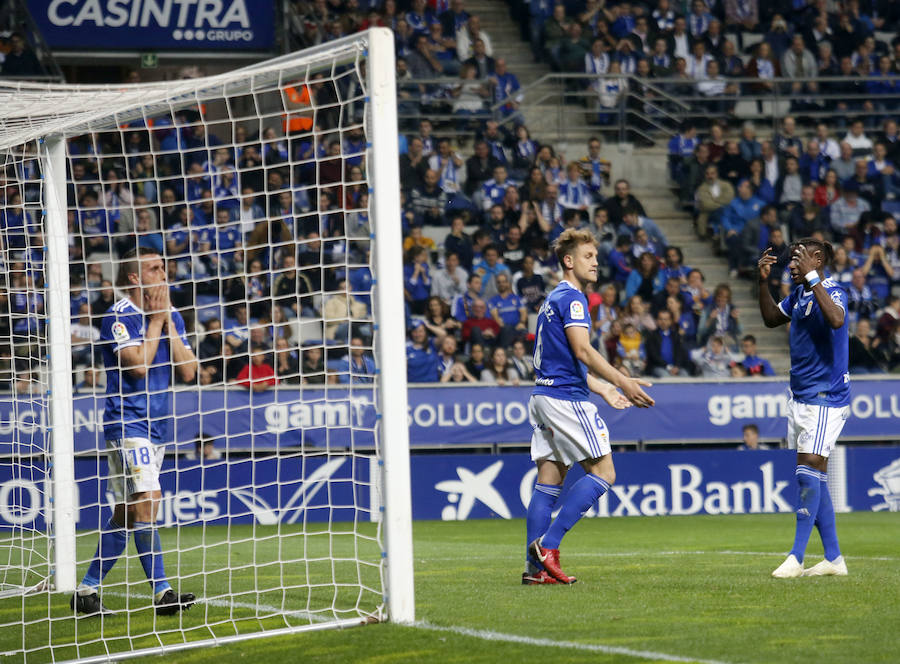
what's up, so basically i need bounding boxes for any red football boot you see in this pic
[522,570,575,585]
[528,539,576,584]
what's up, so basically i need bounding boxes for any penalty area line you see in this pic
[414,621,733,664]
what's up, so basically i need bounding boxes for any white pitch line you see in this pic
[414,621,733,664]
[102,590,334,623]
[421,550,900,563]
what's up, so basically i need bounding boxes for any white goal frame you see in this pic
[1,27,414,658]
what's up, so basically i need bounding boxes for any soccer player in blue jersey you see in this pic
[72,248,199,615]
[758,239,850,578]
[525,229,655,585]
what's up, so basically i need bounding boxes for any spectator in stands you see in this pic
[644,309,693,377]
[273,337,300,384]
[799,140,829,185]
[694,335,734,378]
[464,341,486,377]
[488,272,527,348]
[509,338,534,381]
[436,335,459,379]
[429,139,468,206]
[668,123,699,182]
[432,251,468,305]
[71,303,99,367]
[721,179,764,277]
[480,346,519,385]
[844,119,874,157]
[738,424,769,450]
[876,295,900,345]
[624,251,661,302]
[746,41,779,108]
[782,35,819,111]
[400,137,429,194]
[1,33,43,77]
[78,191,112,257]
[686,40,713,81]
[409,169,449,226]
[620,294,655,333]
[299,345,326,384]
[831,142,856,183]
[760,140,780,188]
[617,321,646,375]
[699,283,742,348]
[847,267,878,326]
[236,345,278,392]
[814,169,842,208]
[457,15,493,60]
[718,141,748,186]
[403,246,432,315]
[463,37,495,78]
[473,244,510,298]
[512,254,546,313]
[330,337,377,384]
[465,140,501,197]
[407,320,440,382]
[849,318,885,373]
[679,144,712,209]
[830,181,870,239]
[198,318,226,386]
[423,295,460,342]
[860,243,895,305]
[74,367,102,393]
[90,280,115,326]
[776,156,804,216]
[695,164,734,239]
[740,334,775,377]
[461,298,500,347]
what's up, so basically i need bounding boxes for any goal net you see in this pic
[0,28,412,662]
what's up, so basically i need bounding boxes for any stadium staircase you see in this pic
[459,1,792,373]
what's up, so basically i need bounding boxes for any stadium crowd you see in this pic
[2,0,900,393]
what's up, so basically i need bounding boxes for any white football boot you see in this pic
[801,556,848,576]
[772,554,804,578]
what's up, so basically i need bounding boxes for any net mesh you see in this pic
[0,34,390,661]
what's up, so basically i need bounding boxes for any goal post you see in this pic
[0,27,413,661]
[367,27,415,626]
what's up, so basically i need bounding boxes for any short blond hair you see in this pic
[554,228,596,265]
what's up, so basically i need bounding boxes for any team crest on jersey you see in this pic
[570,301,585,320]
[112,322,130,342]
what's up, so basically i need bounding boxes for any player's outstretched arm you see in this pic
[757,247,790,328]
[565,325,654,407]
[586,374,631,409]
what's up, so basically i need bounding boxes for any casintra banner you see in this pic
[28,0,274,50]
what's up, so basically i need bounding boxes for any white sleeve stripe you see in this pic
[777,302,789,318]
[113,341,142,353]
[563,322,590,328]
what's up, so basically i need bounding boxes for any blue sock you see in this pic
[525,483,562,571]
[789,466,823,563]
[132,522,171,596]
[81,517,130,589]
[815,477,841,561]
[541,474,610,550]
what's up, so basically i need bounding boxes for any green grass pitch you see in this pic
[1,512,898,663]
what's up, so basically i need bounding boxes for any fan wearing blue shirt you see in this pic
[72,248,199,617]
[758,239,851,579]
[487,272,528,347]
[525,229,654,585]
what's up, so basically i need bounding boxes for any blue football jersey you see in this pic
[777,279,850,407]
[533,280,590,400]
[101,297,191,444]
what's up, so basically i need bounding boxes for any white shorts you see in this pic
[529,394,612,466]
[106,438,166,502]
[786,399,850,458]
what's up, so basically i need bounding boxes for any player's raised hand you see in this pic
[146,284,170,321]
[793,243,819,276]
[621,377,654,408]
[758,247,777,281]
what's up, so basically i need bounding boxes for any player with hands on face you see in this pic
[524,229,654,586]
[758,239,850,578]
[72,248,199,616]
